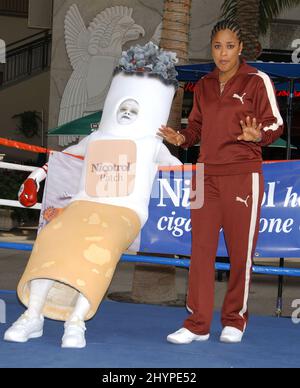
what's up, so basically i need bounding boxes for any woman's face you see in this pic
[211,29,243,74]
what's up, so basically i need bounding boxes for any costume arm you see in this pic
[25,136,90,188]
[19,136,90,207]
[156,143,182,166]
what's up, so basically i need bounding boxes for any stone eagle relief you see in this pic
[58,4,145,145]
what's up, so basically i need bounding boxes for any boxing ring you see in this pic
[1,140,300,367]
[0,290,299,368]
[1,146,300,292]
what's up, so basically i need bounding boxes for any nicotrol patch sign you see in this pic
[0,39,6,63]
[86,140,137,198]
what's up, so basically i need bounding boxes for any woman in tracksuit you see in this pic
[159,20,283,344]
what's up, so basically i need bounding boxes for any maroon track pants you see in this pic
[184,172,264,334]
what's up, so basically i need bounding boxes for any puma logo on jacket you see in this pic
[233,93,246,104]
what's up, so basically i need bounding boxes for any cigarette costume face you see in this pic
[117,99,139,125]
[17,43,180,325]
[100,71,176,139]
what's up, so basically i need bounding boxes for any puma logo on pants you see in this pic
[236,195,250,207]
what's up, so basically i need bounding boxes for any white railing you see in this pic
[0,161,36,172]
[0,161,41,210]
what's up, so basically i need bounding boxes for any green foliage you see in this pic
[221,0,300,35]
[12,110,42,138]
[0,169,26,200]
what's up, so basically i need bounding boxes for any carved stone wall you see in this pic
[48,0,300,149]
[48,0,163,148]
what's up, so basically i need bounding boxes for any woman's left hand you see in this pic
[237,116,263,142]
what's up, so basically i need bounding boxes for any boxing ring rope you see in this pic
[0,199,41,210]
[0,161,37,172]
[0,240,299,277]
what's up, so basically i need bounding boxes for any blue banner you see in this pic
[140,161,300,258]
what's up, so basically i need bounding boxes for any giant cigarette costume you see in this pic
[5,42,180,347]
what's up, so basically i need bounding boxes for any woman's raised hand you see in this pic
[157,125,185,146]
[237,116,263,142]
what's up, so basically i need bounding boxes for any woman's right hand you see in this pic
[157,125,185,146]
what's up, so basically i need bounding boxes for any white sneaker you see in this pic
[61,318,86,349]
[220,326,243,343]
[167,328,210,344]
[4,312,44,343]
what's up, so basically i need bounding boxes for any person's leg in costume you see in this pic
[62,293,91,348]
[27,279,54,317]
[4,278,53,342]
[5,277,91,347]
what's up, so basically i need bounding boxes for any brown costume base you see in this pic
[17,201,140,321]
